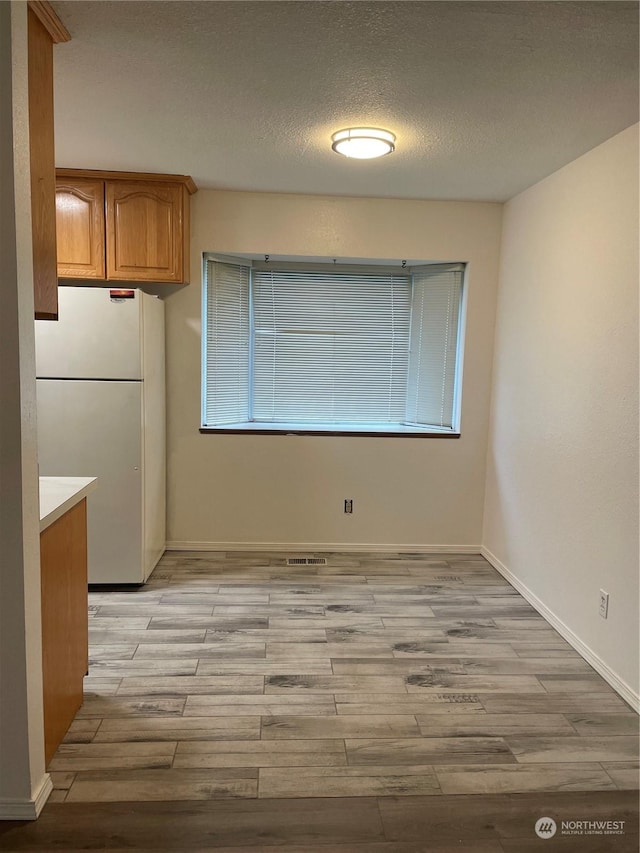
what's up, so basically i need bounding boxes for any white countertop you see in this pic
[39,476,98,532]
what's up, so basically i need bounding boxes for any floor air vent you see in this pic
[286,557,327,566]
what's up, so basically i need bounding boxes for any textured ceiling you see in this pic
[51,1,638,202]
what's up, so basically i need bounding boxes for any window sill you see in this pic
[199,423,460,438]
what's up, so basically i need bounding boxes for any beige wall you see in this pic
[165,192,502,549]
[483,125,639,705]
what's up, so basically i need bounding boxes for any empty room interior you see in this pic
[1,1,639,851]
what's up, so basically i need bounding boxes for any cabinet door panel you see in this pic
[106,181,183,282]
[56,178,105,278]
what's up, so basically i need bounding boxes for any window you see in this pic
[202,257,465,435]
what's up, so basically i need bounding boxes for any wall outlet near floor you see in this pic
[599,589,609,619]
[344,499,353,514]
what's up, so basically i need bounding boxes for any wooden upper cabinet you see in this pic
[106,181,185,282]
[55,178,106,278]
[28,3,70,319]
[55,170,195,284]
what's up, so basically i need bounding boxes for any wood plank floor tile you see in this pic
[46,790,68,803]
[416,713,576,737]
[265,675,408,693]
[392,642,520,658]
[474,596,535,607]
[55,741,178,759]
[66,768,258,802]
[336,696,485,715]
[381,616,478,628]
[49,753,176,772]
[222,583,366,594]
[269,616,385,628]
[159,593,270,605]
[507,736,640,764]
[62,720,101,744]
[82,676,122,695]
[428,604,539,617]
[427,628,563,643]
[434,762,617,794]
[89,629,207,644]
[132,642,266,659]
[405,674,546,693]
[268,642,395,659]
[116,675,264,695]
[76,696,187,718]
[326,626,450,641]
[174,739,346,768]
[601,761,640,789]
[269,595,376,605]
[89,616,151,629]
[259,765,441,798]
[184,694,336,716]
[459,657,593,675]
[477,692,631,714]
[332,660,467,675]
[537,675,614,692]
[89,593,165,605]
[492,616,564,629]
[372,594,477,604]
[565,713,640,736]
[197,660,334,675]
[261,714,420,740]
[346,736,515,765]
[89,644,138,661]
[149,616,269,630]
[48,771,76,790]
[89,660,200,677]
[95,605,215,617]
[323,604,437,616]
[92,716,260,742]
[205,628,329,642]
[214,605,326,617]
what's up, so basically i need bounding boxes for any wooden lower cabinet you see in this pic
[40,498,88,766]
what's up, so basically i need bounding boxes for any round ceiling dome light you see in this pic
[331,127,396,159]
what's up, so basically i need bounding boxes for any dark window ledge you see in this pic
[199,426,461,438]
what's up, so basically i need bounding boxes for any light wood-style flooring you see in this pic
[1,551,637,851]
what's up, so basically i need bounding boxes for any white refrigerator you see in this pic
[35,286,166,584]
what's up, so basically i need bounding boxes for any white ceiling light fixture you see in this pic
[331,127,396,160]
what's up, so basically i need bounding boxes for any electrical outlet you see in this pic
[599,589,609,619]
[344,499,353,514]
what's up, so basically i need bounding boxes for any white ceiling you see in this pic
[51,1,638,202]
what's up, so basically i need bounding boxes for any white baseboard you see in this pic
[166,541,482,554]
[481,546,640,713]
[0,773,52,821]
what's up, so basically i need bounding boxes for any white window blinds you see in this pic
[251,269,412,425]
[406,266,462,429]
[202,259,464,432]
[203,260,249,425]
